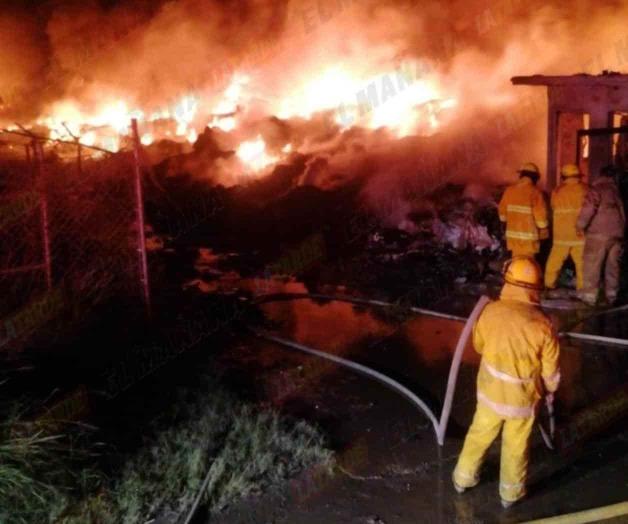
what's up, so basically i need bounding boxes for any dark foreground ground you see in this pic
[5,182,628,523]
[208,292,628,524]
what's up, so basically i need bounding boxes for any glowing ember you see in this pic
[236,136,277,172]
[141,133,154,146]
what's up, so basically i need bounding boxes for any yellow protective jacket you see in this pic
[551,178,587,246]
[473,284,560,418]
[498,178,549,254]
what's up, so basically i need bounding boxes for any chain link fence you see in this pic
[0,125,150,354]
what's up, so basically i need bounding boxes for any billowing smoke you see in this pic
[3,0,628,223]
[0,6,49,121]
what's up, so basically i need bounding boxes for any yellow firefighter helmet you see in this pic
[518,162,540,175]
[503,256,543,290]
[561,164,581,178]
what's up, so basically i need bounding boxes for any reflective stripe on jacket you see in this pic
[473,283,560,419]
[551,178,587,246]
[498,178,548,252]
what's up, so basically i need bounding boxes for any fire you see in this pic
[273,62,455,137]
[277,67,359,120]
[236,136,277,172]
[82,131,97,147]
[209,116,236,132]
[173,95,198,136]
[38,98,136,152]
[368,80,454,137]
[186,128,198,143]
[206,74,249,133]
[94,101,137,133]
[212,74,249,115]
[29,59,455,174]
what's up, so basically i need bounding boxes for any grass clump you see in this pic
[204,408,332,512]
[1,378,332,523]
[105,379,332,522]
[0,403,102,524]
[55,378,332,523]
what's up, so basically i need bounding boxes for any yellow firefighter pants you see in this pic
[580,236,623,305]
[453,402,535,502]
[545,244,584,290]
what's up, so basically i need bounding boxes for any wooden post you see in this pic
[546,90,559,191]
[557,112,582,173]
[33,141,52,291]
[131,119,152,317]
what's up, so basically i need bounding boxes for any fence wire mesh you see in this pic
[0,130,149,354]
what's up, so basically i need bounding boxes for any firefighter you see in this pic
[498,163,549,257]
[544,164,587,292]
[576,165,626,306]
[453,257,560,508]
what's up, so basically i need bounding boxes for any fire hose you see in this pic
[179,294,486,524]
[255,293,559,448]
[253,296,490,446]
[254,292,628,348]
[184,291,624,522]
[521,500,628,524]
[180,296,479,524]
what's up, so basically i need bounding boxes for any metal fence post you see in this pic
[24,144,31,168]
[33,141,52,291]
[131,119,152,317]
[77,143,82,176]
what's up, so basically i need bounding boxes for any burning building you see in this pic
[513,71,628,189]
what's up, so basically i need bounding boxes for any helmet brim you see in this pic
[504,274,544,290]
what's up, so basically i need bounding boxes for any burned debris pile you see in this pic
[142,152,506,308]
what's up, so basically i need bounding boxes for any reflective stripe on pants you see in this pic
[506,230,538,241]
[545,244,584,290]
[453,402,535,502]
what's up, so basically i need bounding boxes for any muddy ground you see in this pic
[203,292,628,524]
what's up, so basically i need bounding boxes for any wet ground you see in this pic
[208,286,628,524]
[9,240,625,524]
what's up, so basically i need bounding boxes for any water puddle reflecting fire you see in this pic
[194,248,628,424]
